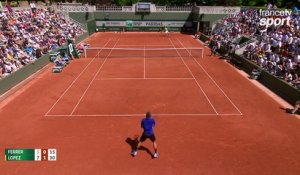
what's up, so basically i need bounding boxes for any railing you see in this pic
[122,6,133,12]
[165,6,193,12]
[198,6,240,14]
[55,4,241,13]
[55,3,95,12]
[96,6,133,12]
[155,6,165,12]
[96,6,122,11]
[96,5,193,12]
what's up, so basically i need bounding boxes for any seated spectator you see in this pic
[0,7,84,78]
[210,6,300,86]
[54,56,65,67]
[61,52,70,62]
[76,42,90,53]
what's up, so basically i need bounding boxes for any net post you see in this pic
[202,48,204,59]
[84,46,87,58]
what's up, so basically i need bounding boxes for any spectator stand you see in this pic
[198,5,300,105]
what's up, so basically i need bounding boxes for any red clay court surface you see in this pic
[1,33,300,175]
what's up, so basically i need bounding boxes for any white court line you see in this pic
[44,39,113,117]
[94,77,195,80]
[103,57,182,60]
[45,113,243,117]
[144,46,146,79]
[70,39,120,115]
[117,44,173,47]
[176,38,243,115]
[168,38,219,115]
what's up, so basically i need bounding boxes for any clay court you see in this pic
[1,33,300,175]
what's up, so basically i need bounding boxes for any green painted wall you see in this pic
[87,19,97,35]
[94,12,193,21]
[233,54,300,105]
[69,12,94,24]
[75,32,89,44]
[69,11,227,33]
[197,14,226,22]
[199,33,209,42]
[0,53,51,95]
[70,11,227,24]
[69,12,193,24]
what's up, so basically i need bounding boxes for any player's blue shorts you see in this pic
[140,133,156,142]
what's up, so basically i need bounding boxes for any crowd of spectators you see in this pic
[209,3,300,89]
[0,6,84,78]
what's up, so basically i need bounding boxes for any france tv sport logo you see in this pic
[259,9,292,28]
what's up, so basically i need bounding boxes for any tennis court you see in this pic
[1,33,300,175]
[45,33,240,117]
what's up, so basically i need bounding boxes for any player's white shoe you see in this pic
[153,152,158,158]
[131,150,137,156]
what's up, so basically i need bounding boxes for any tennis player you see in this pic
[131,112,158,158]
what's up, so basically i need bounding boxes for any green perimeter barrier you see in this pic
[69,12,94,26]
[233,54,300,105]
[87,19,96,35]
[0,52,51,95]
[237,37,250,45]
[233,54,257,74]
[0,33,89,95]
[100,26,183,32]
[69,12,195,32]
[75,32,89,44]
[199,34,209,42]
[94,12,193,21]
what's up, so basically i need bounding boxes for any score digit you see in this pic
[48,149,57,161]
[41,149,48,161]
[34,149,41,161]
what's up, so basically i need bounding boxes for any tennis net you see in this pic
[84,47,204,59]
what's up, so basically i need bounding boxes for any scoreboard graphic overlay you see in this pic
[5,148,57,161]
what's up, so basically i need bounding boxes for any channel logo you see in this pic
[259,9,292,28]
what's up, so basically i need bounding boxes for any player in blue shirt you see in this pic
[131,112,158,158]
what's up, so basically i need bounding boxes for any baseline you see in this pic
[45,113,243,117]
[94,78,194,80]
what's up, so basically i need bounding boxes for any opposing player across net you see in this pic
[84,47,204,59]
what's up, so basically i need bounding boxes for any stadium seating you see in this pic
[0,8,84,78]
[209,6,300,89]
